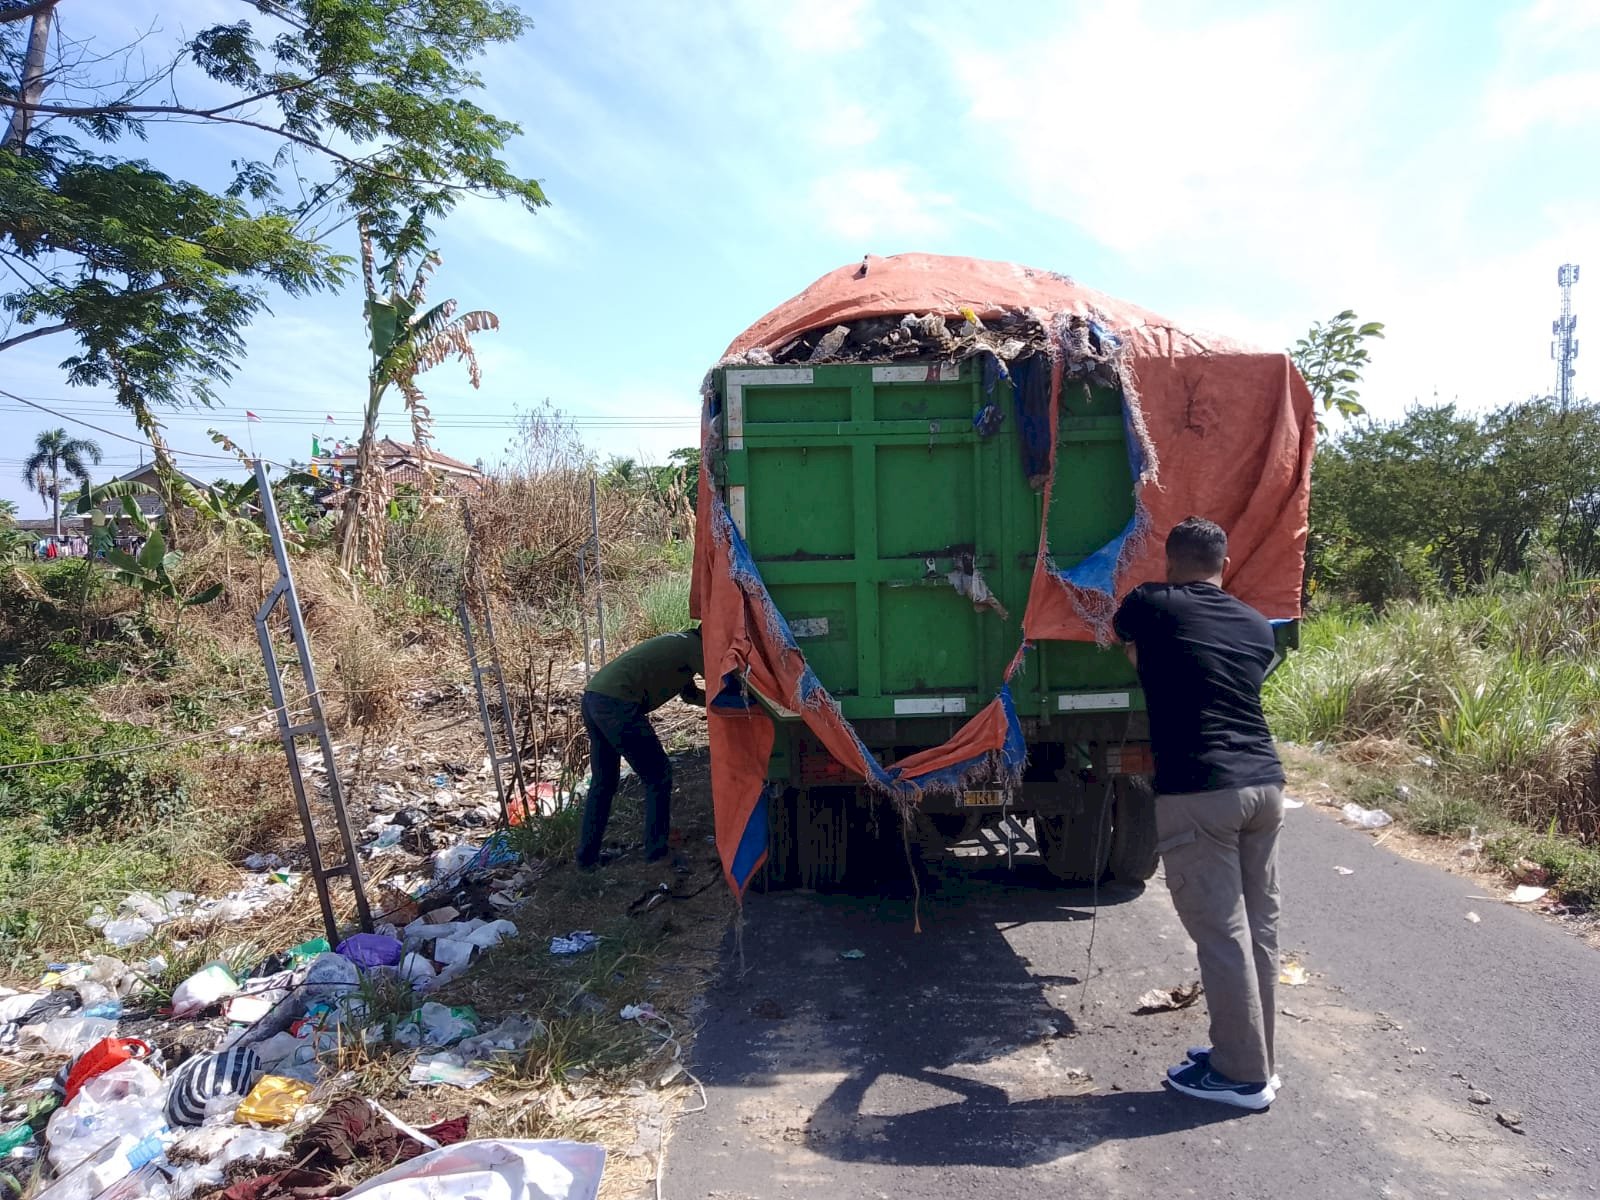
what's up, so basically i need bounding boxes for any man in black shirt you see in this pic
[1113,517,1286,1111]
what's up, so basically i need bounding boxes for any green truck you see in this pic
[706,324,1298,891]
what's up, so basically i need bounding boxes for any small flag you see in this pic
[246,411,261,423]
[312,436,322,458]
[310,463,320,479]
[325,414,335,424]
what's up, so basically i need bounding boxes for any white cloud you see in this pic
[1484,0,1600,135]
[768,0,879,54]
[447,195,587,263]
[1485,71,1600,137]
[932,3,1377,272]
[807,165,959,244]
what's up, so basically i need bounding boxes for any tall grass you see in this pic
[1267,584,1600,843]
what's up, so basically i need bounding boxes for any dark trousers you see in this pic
[577,691,672,867]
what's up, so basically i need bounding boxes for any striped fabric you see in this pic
[165,1047,261,1127]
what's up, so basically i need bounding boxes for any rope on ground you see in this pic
[1079,729,1129,1015]
[630,1008,708,1116]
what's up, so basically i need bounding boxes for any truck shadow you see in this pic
[694,864,1238,1175]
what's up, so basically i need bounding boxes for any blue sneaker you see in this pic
[1165,1059,1273,1110]
[1185,1047,1281,1093]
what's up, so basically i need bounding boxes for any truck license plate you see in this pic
[961,789,1005,808]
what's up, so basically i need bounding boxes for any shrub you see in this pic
[51,757,191,837]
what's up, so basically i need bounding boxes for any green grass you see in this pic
[1270,584,1600,903]
[636,570,692,639]
[506,803,585,865]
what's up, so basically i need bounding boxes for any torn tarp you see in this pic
[693,253,1315,897]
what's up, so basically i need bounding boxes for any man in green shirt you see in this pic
[577,627,706,869]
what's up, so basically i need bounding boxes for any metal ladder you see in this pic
[252,459,372,944]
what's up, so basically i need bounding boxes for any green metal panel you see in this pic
[718,362,1143,729]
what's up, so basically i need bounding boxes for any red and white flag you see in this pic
[245,411,261,423]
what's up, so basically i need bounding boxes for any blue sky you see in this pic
[4,0,1597,512]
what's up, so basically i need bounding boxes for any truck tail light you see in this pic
[1107,743,1154,777]
[795,735,855,786]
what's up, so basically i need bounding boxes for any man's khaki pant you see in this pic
[1156,783,1285,1085]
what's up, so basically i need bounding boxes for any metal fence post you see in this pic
[589,474,606,665]
[457,498,529,826]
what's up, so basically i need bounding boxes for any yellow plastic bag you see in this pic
[235,1075,312,1125]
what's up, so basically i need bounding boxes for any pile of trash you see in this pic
[0,915,596,1200]
[85,871,301,949]
[0,801,609,1200]
[730,306,1123,392]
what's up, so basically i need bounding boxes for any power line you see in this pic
[0,390,241,462]
[0,395,698,428]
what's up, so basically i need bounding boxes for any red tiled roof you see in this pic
[330,438,481,475]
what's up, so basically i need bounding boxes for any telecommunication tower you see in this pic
[1552,263,1580,410]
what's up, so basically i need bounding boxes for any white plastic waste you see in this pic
[457,1015,543,1061]
[407,1055,492,1089]
[163,1126,288,1199]
[45,1060,169,1196]
[23,1016,118,1055]
[100,917,156,947]
[394,1002,479,1048]
[432,938,474,968]
[1340,802,1394,829]
[340,1138,605,1200]
[399,953,438,986]
[302,951,361,997]
[431,843,479,880]
[0,991,45,1023]
[465,920,517,950]
[170,962,240,1018]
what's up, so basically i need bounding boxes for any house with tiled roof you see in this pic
[318,438,485,509]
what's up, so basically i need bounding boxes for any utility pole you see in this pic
[1553,264,1580,411]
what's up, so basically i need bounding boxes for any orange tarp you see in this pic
[693,254,1315,895]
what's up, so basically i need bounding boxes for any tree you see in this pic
[1309,396,1600,607]
[2,1,545,488]
[339,215,498,576]
[21,426,100,536]
[1291,310,1385,433]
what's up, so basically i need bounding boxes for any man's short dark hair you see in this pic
[1166,516,1227,574]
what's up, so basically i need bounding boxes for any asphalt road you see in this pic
[664,800,1600,1199]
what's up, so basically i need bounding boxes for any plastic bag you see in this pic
[340,1138,605,1200]
[63,1038,154,1102]
[337,933,404,969]
[457,1014,543,1061]
[24,1016,117,1056]
[45,1061,168,1175]
[170,962,240,1018]
[464,920,517,950]
[408,1054,492,1089]
[1340,802,1393,830]
[394,1003,479,1048]
[234,1075,312,1126]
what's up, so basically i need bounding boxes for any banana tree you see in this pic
[338,214,500,577]
[76,482,222,640]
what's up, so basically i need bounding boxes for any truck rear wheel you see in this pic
[1034,789,1112,886]
[1107,775,1159,882]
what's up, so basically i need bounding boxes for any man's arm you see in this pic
[1112,586,1148,670]
[679,681,707,707]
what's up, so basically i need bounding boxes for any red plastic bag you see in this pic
[64,1037,154,1102]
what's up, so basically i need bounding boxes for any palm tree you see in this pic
[22,429,103,537]
[338,214,499,577]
